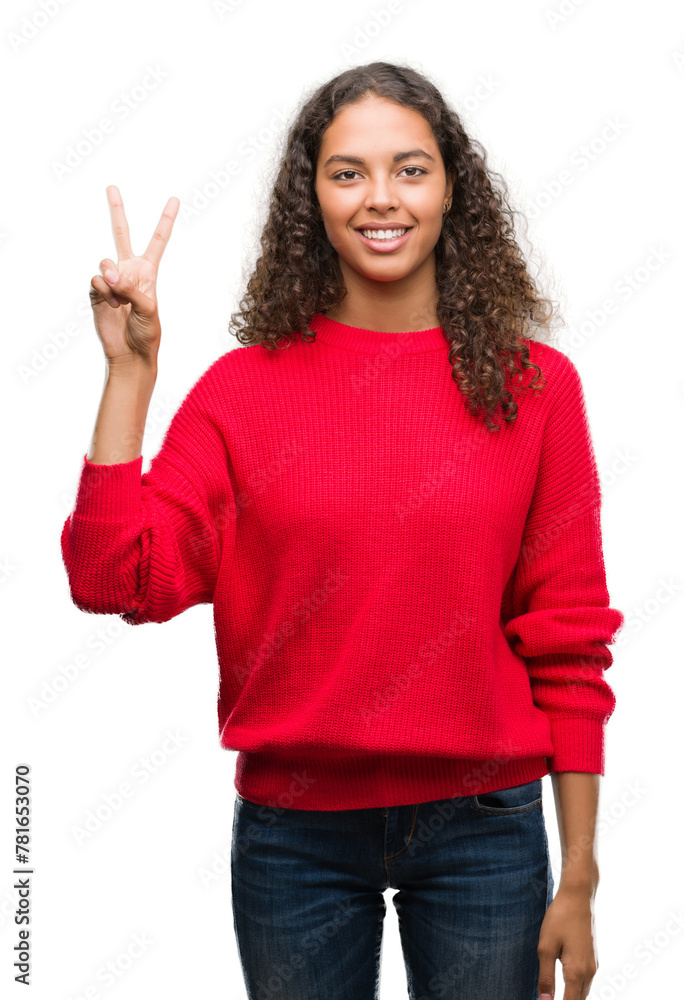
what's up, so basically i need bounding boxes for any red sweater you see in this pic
[60,313,624,810]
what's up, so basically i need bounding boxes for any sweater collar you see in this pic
[308,312,449,355]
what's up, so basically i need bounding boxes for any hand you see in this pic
[537,884,599,1000]
[89,185,179,369]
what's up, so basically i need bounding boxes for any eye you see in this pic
[331,166,428,181]
[332,169,360,181]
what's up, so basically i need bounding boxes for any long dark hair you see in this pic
[228,61,562,431]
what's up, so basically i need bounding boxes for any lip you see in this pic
[355,226,413,252]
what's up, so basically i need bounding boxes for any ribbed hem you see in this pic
[545,715,606,775]
[73,453,143,522]
[307,312,449,355]
[233,750,551,811]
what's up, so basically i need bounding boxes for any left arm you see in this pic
[537,772,601,1000]
[501,355,623,999]
[551,771,600,890]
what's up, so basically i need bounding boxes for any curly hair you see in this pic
[228,60,564,431]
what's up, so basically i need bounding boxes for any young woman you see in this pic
[61,62,624,1000]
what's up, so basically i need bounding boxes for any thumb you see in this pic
[103,266,155,316]
[538,955,555,1000]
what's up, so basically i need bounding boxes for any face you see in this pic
[314,95,453,285]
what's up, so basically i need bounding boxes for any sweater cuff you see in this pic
[72,453,143,522]
[545,715,607,775]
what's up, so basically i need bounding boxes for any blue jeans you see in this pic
[231,777,555,1000]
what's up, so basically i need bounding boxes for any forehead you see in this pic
[317,96,436,158]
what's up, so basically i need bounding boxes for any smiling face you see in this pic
[314,95,453,287]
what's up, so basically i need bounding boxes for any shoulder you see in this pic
[526,338,577,379]
[525,339,586,406]
[521,341,597,466]
[182,343,264,402]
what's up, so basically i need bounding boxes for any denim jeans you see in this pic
[231,777,555,1000]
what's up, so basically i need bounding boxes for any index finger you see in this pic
[106,185,133,260]
[143,196,180,268]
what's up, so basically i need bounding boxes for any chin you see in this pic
[348,260,410,282]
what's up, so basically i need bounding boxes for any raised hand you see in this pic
[89,185,179,369]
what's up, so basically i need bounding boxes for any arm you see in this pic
[61,357,236,625]
[537,772,601,1000]
[61,185,235,625]
[87,356,158,465]
[502,356,624,774]
[550,771,600,891]
[501,354,622,1000]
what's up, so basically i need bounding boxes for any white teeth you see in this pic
[361,228,408,240]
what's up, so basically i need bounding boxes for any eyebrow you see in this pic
[322,148,436,168]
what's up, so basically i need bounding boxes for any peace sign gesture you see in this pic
[90,185,179,369]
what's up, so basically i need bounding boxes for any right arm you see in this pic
[87,359,158,466]
[86,182,168,467]
[61,367,236,625]
[61,186,235,625]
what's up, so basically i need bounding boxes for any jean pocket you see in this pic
[471,778,543,815]
[235,791,268,813]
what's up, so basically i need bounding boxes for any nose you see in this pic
[363,180,398,214]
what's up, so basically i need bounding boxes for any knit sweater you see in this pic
[60,313,624,810]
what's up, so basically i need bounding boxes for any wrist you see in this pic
[106,354,158,381]
[558,865,599,895]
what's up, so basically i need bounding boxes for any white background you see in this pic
[2,0,683,997]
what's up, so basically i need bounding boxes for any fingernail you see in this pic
[540,994,553,999]
[104,269,118,283]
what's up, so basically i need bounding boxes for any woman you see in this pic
[61,61,624,1000]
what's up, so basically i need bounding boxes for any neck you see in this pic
[324,303,441,333]
[329,255,440,332]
